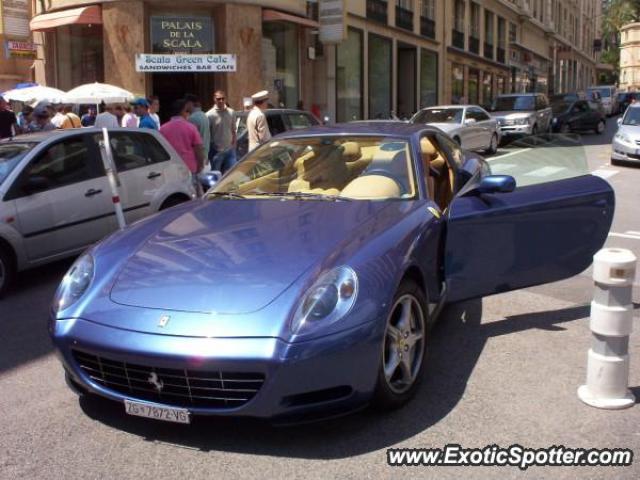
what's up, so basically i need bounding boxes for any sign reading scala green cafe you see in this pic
[151,15,214,54]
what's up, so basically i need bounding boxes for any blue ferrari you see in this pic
[50,124,614,424]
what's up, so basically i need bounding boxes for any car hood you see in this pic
[426,123,461,133]
[109,200,391,315]
[616,125,640,139]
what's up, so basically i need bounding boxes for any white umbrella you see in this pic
[64,82,134,104]
[2,85,67,104]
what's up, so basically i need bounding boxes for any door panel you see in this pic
[444,174,614,302]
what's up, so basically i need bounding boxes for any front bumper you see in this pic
[51,317,382,421]
[611,137,640,163]
[498,124,533,136]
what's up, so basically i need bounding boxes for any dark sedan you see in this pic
[550,100,606,134]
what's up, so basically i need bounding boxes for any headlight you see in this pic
[52,254,94,313]
[552,118,558,125]
[514,118,529,125]
[615,131,630,143]
[291,266,358,335]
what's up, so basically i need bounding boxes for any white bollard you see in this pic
[578,248,637,409]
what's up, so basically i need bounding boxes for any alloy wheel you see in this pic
[490,134,498,153]
[382,294,426,395]
[597,121,605,134]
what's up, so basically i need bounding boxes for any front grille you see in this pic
[634,140,640,146]
[72,350,265,409]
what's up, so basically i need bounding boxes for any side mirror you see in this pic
[467,175,516,196]
[22,176,50,194]
[464,118,476,125]
[617,118,623,127]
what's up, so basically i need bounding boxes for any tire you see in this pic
[559,123,571,134]
[372,279,428,410]
[531,124,538,136]
[484,134,498,155]
[160,195,190,211]
[595,120,605,135]
[0,245,15,298]
[611,158,620,166]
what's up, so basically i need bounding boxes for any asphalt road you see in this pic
[1,120,639,480]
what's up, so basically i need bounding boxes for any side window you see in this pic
[267,114,286,135]
[285,113,314,130]
[469,108,490,121]
[21,136,97,192]
[142,134,171,163]
[102,132,148,172]
[435,133,464,169]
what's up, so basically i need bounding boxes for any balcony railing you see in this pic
[484,42,494,59]
[469,36,480,54]
[421,16,435,39]
[452,29,465,49]
[395,6,413,31]
[367,0,388,24]
[497,47,506,64]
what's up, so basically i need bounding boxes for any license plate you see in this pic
[124,399,191,424]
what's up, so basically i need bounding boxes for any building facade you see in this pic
[0,0,36,91]
[27,0,602,121]
[619,22,640,91]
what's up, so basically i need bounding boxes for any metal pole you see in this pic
[578,248,637,409]
[98,128,126,230]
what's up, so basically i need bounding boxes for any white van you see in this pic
[587,86,618,116]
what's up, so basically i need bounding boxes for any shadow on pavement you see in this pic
[79,299,599,460]
[0,258,72,373]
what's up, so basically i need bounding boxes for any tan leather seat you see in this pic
[420,137,453,208]
[288,145,350,194]
[341,175,401,199]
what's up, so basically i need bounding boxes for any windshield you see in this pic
[492,96,535,111]
[212,136,416,200]
[551,102,571,114]
[412,108,464,124]
[0,142,34,185]
[588,87,612,98]
[622,108,640,126]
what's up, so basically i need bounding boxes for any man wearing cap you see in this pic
[27,105,55,133]
[132,98,157,130]
[247,90,272,152]
[0,96,18,139]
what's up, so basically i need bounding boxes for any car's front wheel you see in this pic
[595,120,605,135]
[560,123,571,134]
[484,134,499,155]
[373,279,428,409]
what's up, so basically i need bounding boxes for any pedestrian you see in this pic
[51,105,65,129]
[60,105,82,129]
[243,97,253,112]
[114,105,125,126]
[81,106,96,127]
[246,90,272,152]
[0,96,17,139]
[27,105,55,132]
[148,95,161,128]
[17,105,33,134]
[121,105,138,128]
[185,93,211,161]
[94,103,119,129]
[206,90,237,173]
[160,98,205,195]
[131,98,158,129]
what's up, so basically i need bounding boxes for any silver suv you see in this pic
[0,128,196,296]
[490,93,553,139]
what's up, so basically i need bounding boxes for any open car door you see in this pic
[443,140,614,303]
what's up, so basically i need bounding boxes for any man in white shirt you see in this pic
[246,90,271,152]
[149,95,161,128]
[51,105,65,129]
[94,103,119,129]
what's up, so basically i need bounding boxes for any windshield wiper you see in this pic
[248,192,353,202]
[207,191,247,200]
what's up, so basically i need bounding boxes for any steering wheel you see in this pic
[361,169,407,195]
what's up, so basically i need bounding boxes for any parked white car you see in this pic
[410,105,500,154]
[612,104,640,165]
[587,86,618,117]
[0,128,196,295]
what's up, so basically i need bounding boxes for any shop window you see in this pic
[369,34,392,119]
[337,28,363,122]
[452,64,464,104]
[482,73,493,106]
[468,69,479,104]
[263,22,299,109]
[55,25,104,90]
[420,49,438,108]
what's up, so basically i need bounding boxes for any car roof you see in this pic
[236,109,314,117]
[276,122,435,138]
[1,127,159,144]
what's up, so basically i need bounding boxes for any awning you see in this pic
[262,9,319,29]
[30,5,102,32]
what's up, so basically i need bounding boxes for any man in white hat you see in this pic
[246,90,272,152]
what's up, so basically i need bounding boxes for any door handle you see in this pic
[85,188,103,197]
[147,172,162,180]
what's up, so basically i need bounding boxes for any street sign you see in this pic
[319,0,346,44]
[135,54,236,72]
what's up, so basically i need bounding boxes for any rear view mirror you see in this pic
[466,175,516,196]
[22,176,50,194]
